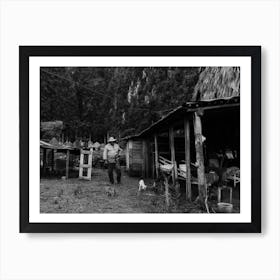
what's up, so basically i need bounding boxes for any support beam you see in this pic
[154,134,159,178]
[126,141,130,171]
[145,140,150,177]
[151,153,155,179]
[79,152,84,178]
[66,150,70,179]
[51,149,55,172]
[164,174,170,208]
[169,126,177,183]
[193,111,206,204]
[42,148,47,175]
[142,140,148,178]
[184,117,192,201]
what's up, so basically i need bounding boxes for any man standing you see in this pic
[103,137,122,185]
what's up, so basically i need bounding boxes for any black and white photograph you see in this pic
[19,46,260,232]
[39,66,240,215]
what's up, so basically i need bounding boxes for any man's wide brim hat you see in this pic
[108,137,117,142]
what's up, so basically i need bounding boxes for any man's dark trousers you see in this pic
[108,162,121,184]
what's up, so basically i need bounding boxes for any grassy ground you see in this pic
[41,168,161,213]
[40,168,240,213]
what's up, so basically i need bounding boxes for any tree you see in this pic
[40,67,200,141]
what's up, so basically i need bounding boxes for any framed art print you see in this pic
[19,46,261,233]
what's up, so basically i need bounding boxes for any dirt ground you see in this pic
[41,168,161,213]
[40,168,240,213]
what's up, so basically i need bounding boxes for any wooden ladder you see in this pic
[79,149,93,180]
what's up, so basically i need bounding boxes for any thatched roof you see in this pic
[192,67,240,101]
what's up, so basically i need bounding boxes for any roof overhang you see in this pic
[124,97,240,140]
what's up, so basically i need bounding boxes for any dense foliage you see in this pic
[40,67,201,141]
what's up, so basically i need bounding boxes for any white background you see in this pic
[0,0,279,279]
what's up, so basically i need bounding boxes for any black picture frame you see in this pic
[20,46,261,233]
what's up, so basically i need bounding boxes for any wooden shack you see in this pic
[125,97,240,202]
[125,67,241,204]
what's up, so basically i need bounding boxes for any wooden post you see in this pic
[151,153,155,179]
[217,187,222,203]
[42,148,47,175]
[65,150,70,179]
[142,140,148,178]
[79,152,84,178]
[184,117,192,200]
[193,111,206,205]
[145,139,151,178]
[154,134,159,178]
[126,141,130,171]
[229,188,233,204]
[169,126,177,183]
[164,175,170,208]
[51,149,55,172]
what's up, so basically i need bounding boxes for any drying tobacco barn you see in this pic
[125,67,240,203]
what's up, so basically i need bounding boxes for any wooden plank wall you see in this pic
[126,139,154,178]
[128,140,143,176]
